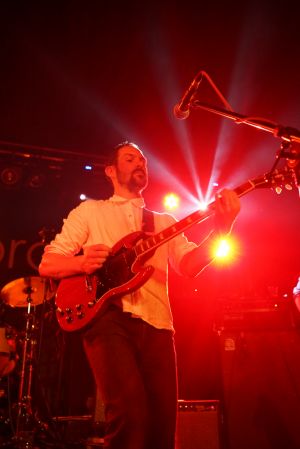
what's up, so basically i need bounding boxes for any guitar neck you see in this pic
[135,177,261,257]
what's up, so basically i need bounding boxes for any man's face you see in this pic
[114,145,148,192]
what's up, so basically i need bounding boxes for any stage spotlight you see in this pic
[26,172,46,189]
[211,235,240,265]
[163,193,180,211]
[0,166,22,187]
[215,239,231,258]
[198,201,208,211]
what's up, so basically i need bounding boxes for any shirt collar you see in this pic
[110,194,145,208]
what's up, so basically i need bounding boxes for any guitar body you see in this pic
[55,231,154,332]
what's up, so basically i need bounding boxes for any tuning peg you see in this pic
[275,186,282,194]
[285,183,293,191]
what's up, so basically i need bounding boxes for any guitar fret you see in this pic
[139,243,146,252]
[149,236,157,246]
[139,236,159,253]
[135,244,143,255]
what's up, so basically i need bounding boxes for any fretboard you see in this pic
[134,176,264,257]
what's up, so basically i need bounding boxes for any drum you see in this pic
[0,326,17,378]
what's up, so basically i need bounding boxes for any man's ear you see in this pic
[105,165,115,179]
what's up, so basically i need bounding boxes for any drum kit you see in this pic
[0,276,56,449]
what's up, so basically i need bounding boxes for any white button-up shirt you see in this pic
[44,194,196,331]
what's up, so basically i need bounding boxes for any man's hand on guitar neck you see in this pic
[214,188,240,235]
[179,188,240,278]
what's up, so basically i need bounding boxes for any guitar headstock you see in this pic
[253,166,299,195]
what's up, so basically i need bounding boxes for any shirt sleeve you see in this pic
[293,277,300,296]
[44,200,92,256]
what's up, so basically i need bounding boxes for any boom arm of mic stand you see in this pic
[192,100,300,143]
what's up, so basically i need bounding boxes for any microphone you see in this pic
[173,71,203,120]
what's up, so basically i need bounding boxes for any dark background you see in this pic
[0,1,299,445]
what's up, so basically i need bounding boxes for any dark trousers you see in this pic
[83,305,178,449]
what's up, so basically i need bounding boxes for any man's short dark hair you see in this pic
[105,141,141,167]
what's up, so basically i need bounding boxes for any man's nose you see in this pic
[136,160,145,169]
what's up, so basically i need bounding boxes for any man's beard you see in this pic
[116,168,148,192]
[129,170,148,191]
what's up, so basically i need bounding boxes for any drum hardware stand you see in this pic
[8,228,60,448]
[9,289,47,449]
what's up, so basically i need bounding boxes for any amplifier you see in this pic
[214,296,294,331]
[219,329,300,449]
[176,400,221,449]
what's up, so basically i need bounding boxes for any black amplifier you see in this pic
[176,400,221,449]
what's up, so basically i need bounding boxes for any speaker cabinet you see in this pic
[219,329,300,449]
[176,400,220,449]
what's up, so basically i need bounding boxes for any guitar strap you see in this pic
[142,207,155,233]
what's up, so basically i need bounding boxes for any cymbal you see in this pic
[0,277,55,307]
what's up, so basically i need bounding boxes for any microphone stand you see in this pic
[191,100,300,144]
[190,100,300,189]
